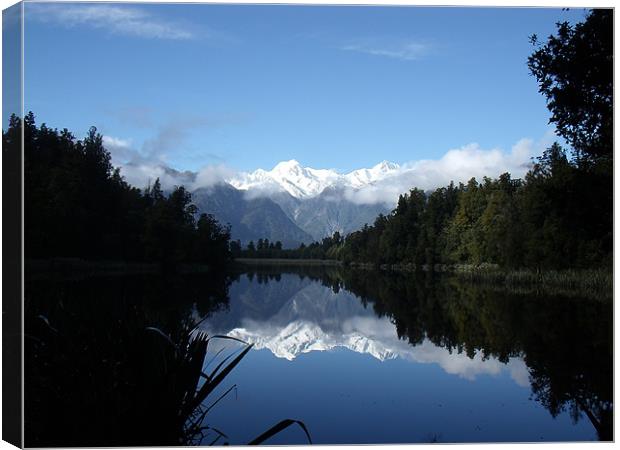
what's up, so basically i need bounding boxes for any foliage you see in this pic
[528,9,613,164]
[332,150,610,270]
[239,232,342,260]
[10,114,232,268]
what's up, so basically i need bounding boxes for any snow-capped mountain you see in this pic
[344,160,401,188]
[229,159,401,199]
[185,159,401,244]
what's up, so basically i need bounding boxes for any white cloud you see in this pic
[103,135,132,149]
[342,136,551,205]
[338,311,529,383]
[402,340,531,387]
[103,135,134,164]
[29,4,195,40]
[101,115,235,190]
[102,130,551,207]
[241,180,288,201]
[101,131,198,190]
[341,38,431,61]
[116,163,191,191]
[116,162,236,192]
[193,164,236,189]
[506,358,531,387]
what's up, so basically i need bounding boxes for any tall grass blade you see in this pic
[203,384,237,416]
[209,434,222,446]
[209,334,251,344]
[184,343,253,416]
[248,419,312,445]
[183,336,210,403]
[208,352,237,380]
[190,384,238,431]
[145,326,178,351]
[203,347,227,373]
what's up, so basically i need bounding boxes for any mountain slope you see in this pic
[189,160,401,245]
[273,186,392,241]
[192,184,313,247]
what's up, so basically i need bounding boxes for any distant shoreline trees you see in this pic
[238,232,342,260]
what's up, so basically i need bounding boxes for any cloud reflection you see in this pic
[201,279,531,388]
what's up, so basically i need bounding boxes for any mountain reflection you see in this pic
[200,265,613,441]
[201,274,529,388]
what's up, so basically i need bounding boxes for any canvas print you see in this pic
[2,2,613,447]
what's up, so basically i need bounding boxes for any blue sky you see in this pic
[20,3,588,175]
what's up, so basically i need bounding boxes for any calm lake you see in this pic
[25,265,612,446]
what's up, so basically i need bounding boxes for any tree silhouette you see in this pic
[528,9,612,164]
[17,113,232,269]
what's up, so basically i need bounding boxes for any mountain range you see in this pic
[190,160,399,247]
[229,159,401,199]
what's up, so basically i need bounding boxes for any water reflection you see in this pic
[202,265,612,442]
[24,266,612,445]
[206,273,529,388]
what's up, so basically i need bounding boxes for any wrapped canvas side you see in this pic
[2,2,23,448]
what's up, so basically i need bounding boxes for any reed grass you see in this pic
[148,327,312,445]
[451,266,612,300]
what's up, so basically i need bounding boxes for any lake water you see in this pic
[24,265,612,446]
[196,266,612,444]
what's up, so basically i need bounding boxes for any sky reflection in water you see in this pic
[198,271,600,444]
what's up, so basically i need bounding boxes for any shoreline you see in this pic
[346,261,613,299]
[234,258,342,266]
[25,258,213,280]
[25,258,612,298]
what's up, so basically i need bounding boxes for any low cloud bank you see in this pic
[103,127,233,191]
[104,134,552,202]
[343,138,541,206]
[115,160,234,192]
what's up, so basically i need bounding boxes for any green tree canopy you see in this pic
[528,9,613,164]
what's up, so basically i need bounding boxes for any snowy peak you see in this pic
[272,159,303,175]
[374,160,400,172]
[270,160,340,198]
[229,159,400,199]
[344,160,401,188]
